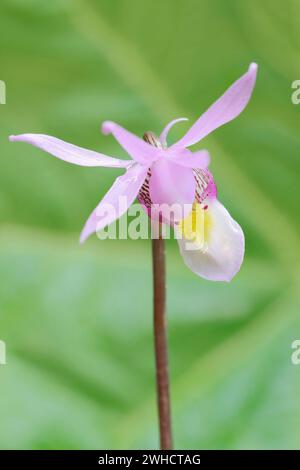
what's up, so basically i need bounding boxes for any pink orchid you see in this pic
[9,63,257,282]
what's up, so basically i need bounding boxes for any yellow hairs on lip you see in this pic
[177,203,213,249]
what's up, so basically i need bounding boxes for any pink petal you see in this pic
[159,117,188,147]
[149,159,195,223]
[102,121,160,164]
[173,63,258,148]
[9,134,130,168]
[80,163,149,243]
[165,148,210,169]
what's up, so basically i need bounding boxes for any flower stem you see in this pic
[143,131,173,449]
[152,236,173,450]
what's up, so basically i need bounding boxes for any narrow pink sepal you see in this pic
[9,134,130,168]
[172,63,258,148]
[102,121,160,164]
[80,163,149,243]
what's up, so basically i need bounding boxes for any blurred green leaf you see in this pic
[0,228,290,449]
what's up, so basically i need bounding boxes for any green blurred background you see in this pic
[0,0,300,450]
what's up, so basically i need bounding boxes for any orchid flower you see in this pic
[9,63,257,282]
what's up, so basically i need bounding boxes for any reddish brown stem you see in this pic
[152,236,173,450]
[143,131,173,450]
